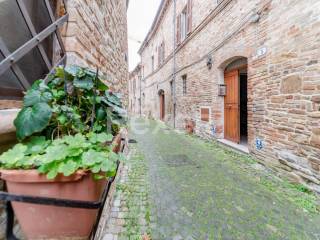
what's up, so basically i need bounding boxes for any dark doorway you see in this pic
[224,57,248,146]
[240,70,248,145]
[159,90,165,121]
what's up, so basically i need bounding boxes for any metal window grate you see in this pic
[0,0,68,100]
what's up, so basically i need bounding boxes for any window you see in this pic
[142,65,144,79]
[133,79,136,96]
[182,75,187,95]
[142,93,145,106]
[200,107,210,122]
[151,56,154,72]
[176,0,192,45]
[170,80,174,95]
[158,41,165,67]
[180,9,187,41]
[162,42,165,63]
[0,0,67,100]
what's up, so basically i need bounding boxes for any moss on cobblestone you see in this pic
[117,147,152,240]
[184,133,320,214]
[129,118,320,240]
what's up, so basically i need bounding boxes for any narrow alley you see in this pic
[103,119,320,240]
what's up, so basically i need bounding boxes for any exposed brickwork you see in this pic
[131,0,320,192]
[63,0,129,105]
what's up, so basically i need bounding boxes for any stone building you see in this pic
[0,1,129,237]
[0,0,129,149]
[135,0,320,191]
[128,64,142,115]
[63,0,129,103]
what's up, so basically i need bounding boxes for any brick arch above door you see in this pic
[217,54,249,71]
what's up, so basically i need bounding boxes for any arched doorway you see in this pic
[158,89,165,121]
[224,58,248,145]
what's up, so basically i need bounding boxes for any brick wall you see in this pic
[136,0,320,192]
[63,0,129,105]
[128,64,142,115]
[0,0,129,144]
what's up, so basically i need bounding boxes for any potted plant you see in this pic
[0,66,126,239]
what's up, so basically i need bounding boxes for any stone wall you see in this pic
[0,2,129,237]
[137,0,320,192]
[0,0,129,141]
[63,0,129,106]
[128,64,142,115]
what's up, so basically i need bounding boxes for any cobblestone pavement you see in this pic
[103,119,320,240]
[102,145,151,240]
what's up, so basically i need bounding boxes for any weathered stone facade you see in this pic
[0,0,129,148]
[128,64,142,115]
[0,2,129,237]
[63,0,129,105]
[134,0,320,192]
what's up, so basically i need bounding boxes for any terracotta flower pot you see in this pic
[185,120,195,134]
[0,133,123,239]
[1,170,107,240]
[112,133,122,153]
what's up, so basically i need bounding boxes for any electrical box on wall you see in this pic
[218,84,226,96]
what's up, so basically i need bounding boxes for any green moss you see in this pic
[128,119,320,239]
[118,145,151,239]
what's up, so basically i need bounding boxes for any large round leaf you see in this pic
[24,89,52,107]
[65,65,82,76]
[73,77,94,90]
[14,103,52,140]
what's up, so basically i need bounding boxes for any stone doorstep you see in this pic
[217,138,250,154]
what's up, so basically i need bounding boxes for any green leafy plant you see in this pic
[14,65,126,141]
[0,133,121,179]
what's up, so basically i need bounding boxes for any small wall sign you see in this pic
[256,46,267,57]
[211,125,216,135]
[255,138,263,150]
[218,84,226,96]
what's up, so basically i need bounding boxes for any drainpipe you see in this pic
[139,70,142,117]
[173,0,177,128]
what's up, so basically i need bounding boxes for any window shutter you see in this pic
[162,41,165,63]
[159,44,162,66]
[176,14,181,45]
[201,108,210,122]
[158,46,161,68]
[187,0,192,34]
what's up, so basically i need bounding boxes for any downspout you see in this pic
[139,71,142,117]
[173,0,177,128]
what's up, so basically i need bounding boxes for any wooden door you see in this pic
[224,70,240,143]
[160,94,165,120]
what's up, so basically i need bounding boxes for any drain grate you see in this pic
[128,139,138,144]
[164,154,197,167]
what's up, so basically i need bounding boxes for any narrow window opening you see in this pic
[180,8,187,41]
[182,75,187,95]
[151,56,154,72]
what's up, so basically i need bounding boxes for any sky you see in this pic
[127,0,162,71]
